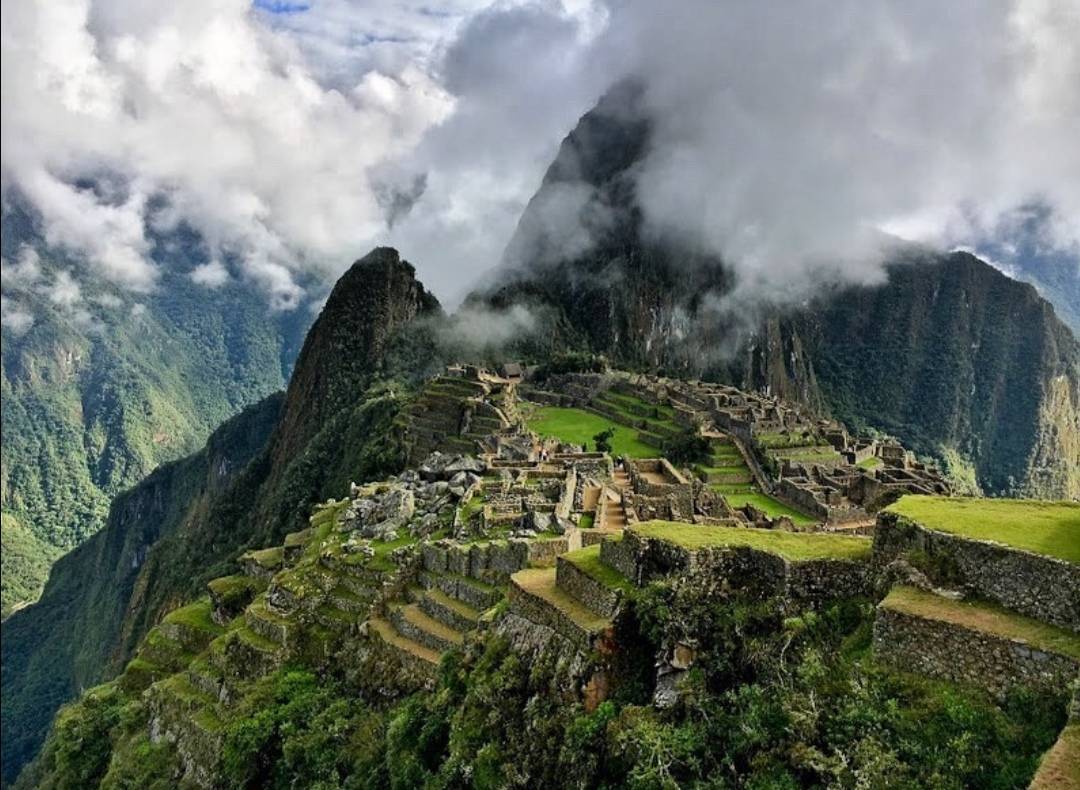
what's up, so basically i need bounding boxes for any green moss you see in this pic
[887,496,1080,563]
[631,521,872,561]
[562,545,632,593]
[163,599,223,635]
[525,406,657,457]
[243,546,284,569]
[882,586,1080,660]
[364,535,417,571]
[578,513,595,530]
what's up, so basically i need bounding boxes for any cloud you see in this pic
[439,302,538,353]
[531,0,1080,307]
[1,247,44,288]
[1,0,1076,317]
[0,297,35,335]
[189,259,230,288]
[45,270,83,307]
[1,0,456,304]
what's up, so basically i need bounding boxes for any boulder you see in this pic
[445,455,486,475]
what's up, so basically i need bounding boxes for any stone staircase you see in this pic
[367,539,532,676]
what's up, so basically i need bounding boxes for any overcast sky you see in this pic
[2,0,1078,316]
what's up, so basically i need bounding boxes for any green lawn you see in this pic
[882,586,1080,660]
[526,406,658,457]
[770,448,843,466]
[631,521,872,561]
[887,496,1080,564]
[718,490,818,527]
[561,545,632,592]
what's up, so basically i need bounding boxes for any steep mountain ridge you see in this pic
[0,248,443,782]
[484,86,1080,498]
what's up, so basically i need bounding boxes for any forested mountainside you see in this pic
[1,248,444,783]
[0,203,311,616]
[484,84,1080,499]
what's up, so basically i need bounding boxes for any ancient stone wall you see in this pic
[421,539,531,584]
[599,537,638,581]
[619,530,868,607]
[873,606,1079,699]
[556,557,622,618]
[873,513,1080,631]
[786,560,868,605]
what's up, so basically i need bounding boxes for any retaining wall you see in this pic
[873,606,1079,699]
[874,513,1080,632]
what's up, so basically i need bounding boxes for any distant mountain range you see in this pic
[2,86,1078,782]
[483,83,1080,499]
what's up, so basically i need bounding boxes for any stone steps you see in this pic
[389,603,466,653]
[508,568,613,651]
[185,659,226,703]
[283,528,314,562]
[369,617,441,667]
[207,624,285,681]
[419,588,481,632]
[419,570,503,610]
[313,603,355,631]
[207,575,263,625]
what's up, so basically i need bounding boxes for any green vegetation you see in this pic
[562,545,632,592]
[632,521,872,561]
[3,249,440,784]
[592,427,615,454]
[1,240,308,613]
[664,429,712,466]
[887,495,1080,563]
[717,489,818,527]
[162,599,223,635]
[882,586,1080,660]
[526,406,656,457]
[578,513,595,530]
[856,455,884,470]
[25,586,1065,789]
[1,513,63,619]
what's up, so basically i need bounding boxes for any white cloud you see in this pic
[189,259,230,288]
[1,0,1076,313]
[0,297,35,335]
[1,246,44,288]
[1,0,456,303]
[44,270,83,307]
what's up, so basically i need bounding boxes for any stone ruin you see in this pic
[340,452,487,550]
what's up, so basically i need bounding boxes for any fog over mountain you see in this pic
[2,0,1077,315]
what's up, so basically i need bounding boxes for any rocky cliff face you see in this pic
[484,86,1079,498]
[0,248,443,783]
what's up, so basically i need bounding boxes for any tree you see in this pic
[593,427,616,454]
[666,429,711,466]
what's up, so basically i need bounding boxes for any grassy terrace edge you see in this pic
[629,521,872,561]
[886,495,1080,564]
[881,586,1080,660]
[562,545,633,592]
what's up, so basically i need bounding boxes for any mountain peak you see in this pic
[275,247,441,460]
